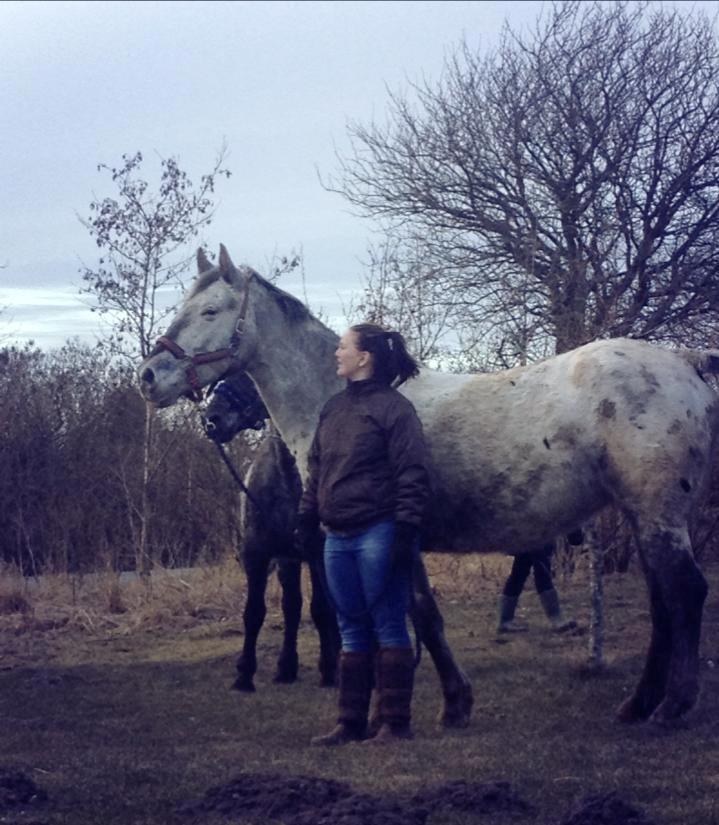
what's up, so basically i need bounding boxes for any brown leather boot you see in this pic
[365,647,414,744]
[311,650,372,746]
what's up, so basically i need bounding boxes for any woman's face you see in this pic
[335,330,373,381]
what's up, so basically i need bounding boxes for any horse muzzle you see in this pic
[137,357,188,407]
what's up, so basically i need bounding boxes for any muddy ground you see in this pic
[2,765,656,825]
[1,559,717,824]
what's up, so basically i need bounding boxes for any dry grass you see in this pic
[0,554,511,637]
[1,554,718,825]
[0,557,250,636]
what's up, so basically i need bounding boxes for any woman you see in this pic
[296,322,430,746]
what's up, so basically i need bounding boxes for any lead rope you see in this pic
[212,440,269,519]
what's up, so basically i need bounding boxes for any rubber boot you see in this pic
[365,647,414,744]
[496,594,525,633]
[311,650,372,746]
[539,588,576,633]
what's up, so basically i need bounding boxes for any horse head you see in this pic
[137,245,258,407]
[204,372,269,443]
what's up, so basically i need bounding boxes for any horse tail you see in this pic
[680,348,719,377]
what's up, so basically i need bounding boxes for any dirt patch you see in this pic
[0,767,49,825]
[558,792,656,825]
[0,768,48,810]
[287,792,428,825]
[179,772,535,825]
[179,772,429,825]
[178,773,356,821]
[412,779,534,817]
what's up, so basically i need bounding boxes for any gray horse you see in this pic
[139,245,719,725]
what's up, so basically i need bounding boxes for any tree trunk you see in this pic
[138,403,155,578]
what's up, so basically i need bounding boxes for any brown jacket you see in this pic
[300,379,430,531]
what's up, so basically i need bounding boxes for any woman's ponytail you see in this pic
[350,323,420,386]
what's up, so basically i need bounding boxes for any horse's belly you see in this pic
[423,441,605,554]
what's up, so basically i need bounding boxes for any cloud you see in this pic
[0,284,100,348]
[1,285,83,308]
[1,0,551,350]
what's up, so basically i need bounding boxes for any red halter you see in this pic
[154,275,252,401]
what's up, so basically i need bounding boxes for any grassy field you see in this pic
[1,554,718,825]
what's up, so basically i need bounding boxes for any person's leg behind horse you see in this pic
[497,552,533,632]
[533,543,576,632]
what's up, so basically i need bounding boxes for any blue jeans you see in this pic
[324,518,412,653]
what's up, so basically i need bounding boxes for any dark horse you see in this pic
[204,373,340,691]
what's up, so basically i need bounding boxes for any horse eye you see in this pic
[202,307,218,318]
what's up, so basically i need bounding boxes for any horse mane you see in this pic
[258,276,313,326]
[187,264,314,328]
[250,268,339,340]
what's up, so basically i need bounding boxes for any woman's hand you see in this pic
[392,522,418,572]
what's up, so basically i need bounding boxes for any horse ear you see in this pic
[219,244,234,274]
[197,247,212,273]
[218,244,244,286]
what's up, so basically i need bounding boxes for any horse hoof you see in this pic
[319,676,337,688]
[649,696,694,727]
[273,672,298,684]
[649,712,689,730]
[232,678,256,693]
[438,695,473,728]
[439,712,471,729]
[616,696,652,724]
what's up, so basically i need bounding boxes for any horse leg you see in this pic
[411,554,473,728]
[616,570,672,723]
[309,556,340,687]
[274,557,301,683]
[586,519,604,668]
[233,552,271,692]
[648,527,707,725]
[618,523,707,724]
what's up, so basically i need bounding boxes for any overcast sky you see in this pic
[1,0,712,351]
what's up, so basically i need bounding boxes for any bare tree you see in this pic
[79,148,231,573]
[80,148,231,360]
[348,234,458,364]
[333,1,719,355]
